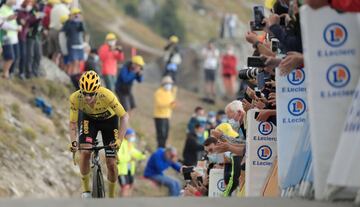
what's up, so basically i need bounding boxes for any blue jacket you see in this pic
[116,62,143,86]
[144,148,181,178]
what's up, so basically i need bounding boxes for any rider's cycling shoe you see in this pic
[81,191,92,198]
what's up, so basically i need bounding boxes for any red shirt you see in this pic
[98,44,125,76]
[42,4,52,30]
[221,54,237,76]
[331,0,360,12]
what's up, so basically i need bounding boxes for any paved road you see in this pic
[0,197,353,207]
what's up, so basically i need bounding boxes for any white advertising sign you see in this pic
[300,6,360,200]
[245,109,277,197]
[327,77,360,190]
[276,67,308,190]
[208,168,225,197]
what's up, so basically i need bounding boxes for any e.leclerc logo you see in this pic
[323,23,348,47]
[288,98,306,116]
[258,122,273,136]
[326,64,351,88]
[287,68,305,86]
[217,179,225,192]
[257,145,272,161]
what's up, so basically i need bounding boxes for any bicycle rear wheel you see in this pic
[92,165,105,198]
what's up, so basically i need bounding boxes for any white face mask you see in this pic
[207,153,224,164]
[93,55,99,62]
[163,83,172,91]
[228,118,240,130]
[108,40,116,47]
[26,5,33,12]
[128,136,136,143]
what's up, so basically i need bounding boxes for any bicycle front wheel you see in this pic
[92,165,105,198]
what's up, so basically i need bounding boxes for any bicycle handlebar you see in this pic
[78,145,112,151]
[72,145,112,166]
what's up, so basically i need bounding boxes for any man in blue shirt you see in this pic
[144,147,183,196]
[115,55,144,115]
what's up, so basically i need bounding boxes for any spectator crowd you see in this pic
[1,0,359,199]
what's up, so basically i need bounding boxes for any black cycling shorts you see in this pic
[118,170,134,186]
[78,112,119,157]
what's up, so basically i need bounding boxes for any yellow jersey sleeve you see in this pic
[102,87,127,117]
[69,91,80,122]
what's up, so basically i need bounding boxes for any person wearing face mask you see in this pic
[85,48,101,74]
[98,33,124,91]
[187,106,207,134]
[204,136,242,197]
[153,76,177,148]
[48,0,71,65]
[225,100,246,140]
[182,123,205,166]
[62,7,85,76]
[221,45,238,100]
[117,128,146,197]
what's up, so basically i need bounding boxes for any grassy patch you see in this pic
[10,103,22,121]
[23,127,37,141]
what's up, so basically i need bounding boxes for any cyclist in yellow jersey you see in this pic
[68,71,129,198]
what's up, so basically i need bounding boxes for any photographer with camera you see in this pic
[143,147,184,196]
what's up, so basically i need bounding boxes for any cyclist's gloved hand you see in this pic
[68,141,78,152]
[110,139,122,149]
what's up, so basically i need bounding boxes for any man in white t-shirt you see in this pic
[48,0,71,65]
[201,41,219,104]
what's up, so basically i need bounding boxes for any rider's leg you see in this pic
[78,114,98,194]
[79,143,92,192]
[105,157,117,198]
[101,115,120,198]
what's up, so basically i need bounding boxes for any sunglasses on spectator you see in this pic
[82,91,96,97]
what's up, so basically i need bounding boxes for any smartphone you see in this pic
[280,16,286,26]
[249,20,256,31]
[182,166,194,181]
[247,56,266,68]
[254,87,262,98]
[244,92,252,103]
[271,38,279,53]
[256,72,265,90]
[255,112,260,119]
[197,176,203,185]
[182,166,194,174]
[253,6,265,31]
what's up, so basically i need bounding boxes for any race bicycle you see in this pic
[74,141,111,198]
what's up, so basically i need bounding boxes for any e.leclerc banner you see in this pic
[245,109,277,196]
[300,6,360,200]
[208,168,226,197]
[326,77,360,197]
[276,67,309,190]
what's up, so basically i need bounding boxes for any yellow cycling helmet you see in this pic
[169,35,179,44]
[60,15,69,24]
[105,33,117,41]
[79,71,101,93]
[70,7,81,15]
[132,55,145,67]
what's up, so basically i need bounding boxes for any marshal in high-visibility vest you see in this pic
[117,128,146,197]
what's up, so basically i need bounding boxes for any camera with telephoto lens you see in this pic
[238,67,263,80]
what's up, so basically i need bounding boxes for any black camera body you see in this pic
[182,166,194,181]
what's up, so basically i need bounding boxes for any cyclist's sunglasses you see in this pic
[82,91,97,97]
